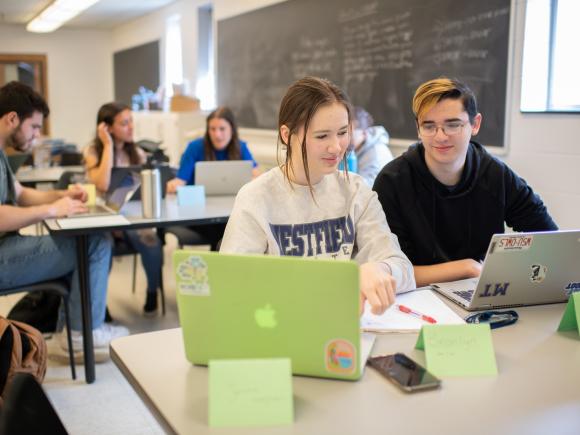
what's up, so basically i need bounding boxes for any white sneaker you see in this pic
[59,324,130,352]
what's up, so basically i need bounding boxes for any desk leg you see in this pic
[77,234,95,383]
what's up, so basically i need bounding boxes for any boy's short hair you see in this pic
[0,81,49,120]
[412,78,478,124]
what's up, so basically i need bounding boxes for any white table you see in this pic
[111,303,580,435]
[45,195,236,383]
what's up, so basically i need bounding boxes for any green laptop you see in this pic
[173,250,368,381]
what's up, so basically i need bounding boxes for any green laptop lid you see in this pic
[173,250,362,381]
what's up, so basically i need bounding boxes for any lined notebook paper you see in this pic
[360,289,465,333]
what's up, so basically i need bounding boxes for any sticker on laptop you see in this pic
[564,282,580,296]
[325,339,356,375]
[530,264,547,283]
[493,235,534,253]
[175,255,210,296]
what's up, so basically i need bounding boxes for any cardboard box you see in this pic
[170,95,200,112]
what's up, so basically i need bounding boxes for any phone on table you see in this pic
[368,353,441,392]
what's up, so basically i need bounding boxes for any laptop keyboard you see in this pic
[453,290,475,302]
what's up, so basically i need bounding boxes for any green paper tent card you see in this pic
[209,358,294,427]
[415,324,498,377]
[558,292,580,334]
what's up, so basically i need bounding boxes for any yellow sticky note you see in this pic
[71,183,96,206]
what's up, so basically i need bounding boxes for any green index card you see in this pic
[415,324,497,377]
[208,358,294,427]
[558,292,580,333]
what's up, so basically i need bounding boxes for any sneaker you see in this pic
[59,323,130,352]
[143,292,158,316]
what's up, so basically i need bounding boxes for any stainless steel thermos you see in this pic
[141,168,161,218]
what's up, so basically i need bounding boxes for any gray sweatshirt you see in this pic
[220,167,415,293]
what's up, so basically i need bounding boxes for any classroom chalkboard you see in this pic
[217,0,511,148]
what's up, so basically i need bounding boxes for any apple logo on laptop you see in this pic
[254,304,277,328]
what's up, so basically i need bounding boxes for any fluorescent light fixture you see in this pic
[27,0,101,33]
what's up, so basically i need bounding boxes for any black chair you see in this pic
[0,373,68,434]
[59,152,83,166]
[0,279,76,380]
[54,171,85,190]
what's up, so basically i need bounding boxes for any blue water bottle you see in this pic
[339,147,358,173]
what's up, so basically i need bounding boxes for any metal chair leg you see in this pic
[159,267,166,316]
[131,254,137,294]
[62,294,76,380]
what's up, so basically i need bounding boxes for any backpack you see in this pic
[7,291,61,333]
[0,317,47,406]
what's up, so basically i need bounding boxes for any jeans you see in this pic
[123,229,162,295]
[0,233,111,331]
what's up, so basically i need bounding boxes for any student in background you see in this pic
[166,106,258,193]
[220,76,415,315]
[373,77,557,287]
[0,82,127,357]
[351,106,393,186]
[166,106,258,251]
[84,102,163,315]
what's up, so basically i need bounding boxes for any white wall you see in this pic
[111,0,205,100]
[0,24,113,148]
[504,0,580,229]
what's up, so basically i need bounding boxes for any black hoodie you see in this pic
[373,142,558,265]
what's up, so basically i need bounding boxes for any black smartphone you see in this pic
[368,353,441,392]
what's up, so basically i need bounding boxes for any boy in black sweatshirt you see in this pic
[373,78,557,287]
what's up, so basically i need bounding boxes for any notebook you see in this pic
[432,230,579,311]
[361,289,465,333]
[173,251,375,381]
[194,161,252,196]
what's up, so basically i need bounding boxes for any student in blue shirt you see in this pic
[166,106,258,193]
[166,106,258,250]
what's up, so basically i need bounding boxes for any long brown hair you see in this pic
[203,107,241,160]
[90,102,141,167]
[277,76,352,192]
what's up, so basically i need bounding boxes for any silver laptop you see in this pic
[432,230,579,311]
[77,173,141,217]
[194,161,252,196]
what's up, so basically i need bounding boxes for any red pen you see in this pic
[396,304,437,324]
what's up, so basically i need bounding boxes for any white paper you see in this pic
[360,289,465,333]
[359,332,376,371]
[57,214,131,229]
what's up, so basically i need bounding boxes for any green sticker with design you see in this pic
[176,255,211,296]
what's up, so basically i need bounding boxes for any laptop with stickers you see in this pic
[173,250,375,381]
[431,230,579,311]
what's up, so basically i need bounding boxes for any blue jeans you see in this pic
[123,229,162,295]
[0,233,111,331]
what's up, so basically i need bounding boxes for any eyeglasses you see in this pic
[418,121,467,137]
[465,310,519,329]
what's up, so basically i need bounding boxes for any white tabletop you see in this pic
[44,195,236,233]
[110,303,580,435]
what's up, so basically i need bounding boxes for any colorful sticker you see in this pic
[493,235,534,252]
[325,339,356,375]
[564,282,580,296]
[530,264,547,283]
[176,255,210,296]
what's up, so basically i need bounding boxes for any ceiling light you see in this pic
[26,0,101,33]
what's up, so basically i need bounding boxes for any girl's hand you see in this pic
[359,262,396,316]
[97,122,113,148]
